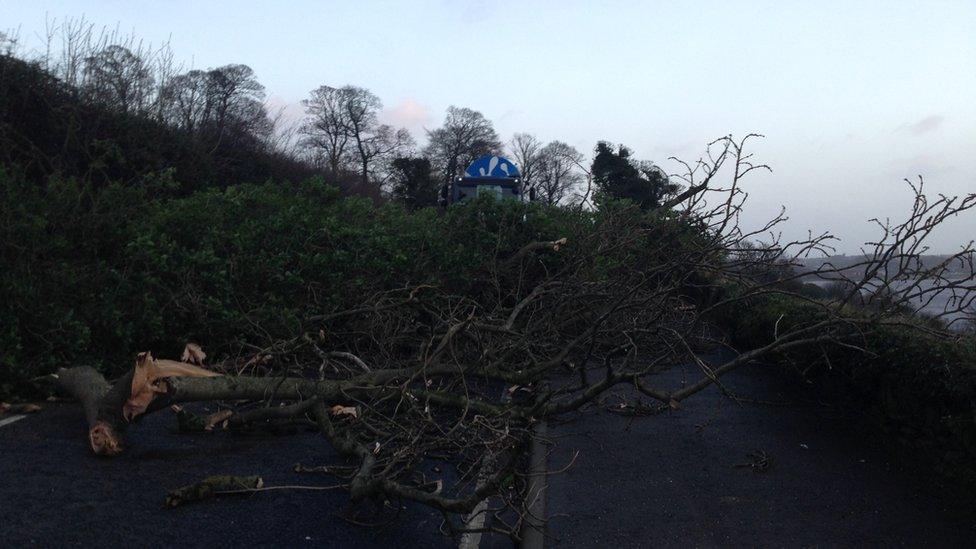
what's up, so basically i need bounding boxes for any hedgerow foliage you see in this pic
[1,166,679,397]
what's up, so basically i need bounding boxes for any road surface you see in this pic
[3,359,975,547]
[544,358,976,547]
[0,403,452,547]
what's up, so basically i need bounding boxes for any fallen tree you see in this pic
[53,135,976,541]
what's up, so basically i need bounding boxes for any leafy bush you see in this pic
[0,168,640,397]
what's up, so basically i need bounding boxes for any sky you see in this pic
[2,0,974,253]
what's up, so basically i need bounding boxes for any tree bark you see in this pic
[56,366,125,455]
[56,366,110,427]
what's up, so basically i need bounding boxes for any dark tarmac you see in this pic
[545,359,976,547]
[3,359,976,548]
[0,404,451,547]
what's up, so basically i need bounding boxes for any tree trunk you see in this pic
[56,366,125,455]
[56,366,110,428]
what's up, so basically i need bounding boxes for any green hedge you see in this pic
[722,293,976,489]
[2,166,684,397]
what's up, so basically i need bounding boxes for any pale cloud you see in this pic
[652,140,699,160]
[886,152,957,179]
[381,98,430,135]
[898,115,945,135]
[264,95,305,126]
[497,109,523,123]
[266,95,431,135]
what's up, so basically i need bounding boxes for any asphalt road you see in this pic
[4,359,976,548]
[545,358,976,547]
[0,403,452,547]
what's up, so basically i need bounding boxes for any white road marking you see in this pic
[459,387,510,549]
[0,414,26,428]
[520,421,548,548]
[458,498,489,549]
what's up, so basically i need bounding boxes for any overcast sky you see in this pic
[3,1,974,253]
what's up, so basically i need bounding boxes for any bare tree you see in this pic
[82,45,154,114]
[339,86,413,185]
[339,86,381,184]
[535,140,584,206]
[39,19,177,119]
[300,86,352,174]
[161,66,271,141]
[0,29,19,57]
[147,40,180,123]
[262,104,302,156]
[508,133,542,187]
[20,16,309,173]
[205,64,267,139]
[299,85,413,184]
[161,70,210,133]
[354,124,415,186]
[424,106,502,182]
[41,16,97,88]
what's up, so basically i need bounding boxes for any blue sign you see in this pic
[464,155,520,178]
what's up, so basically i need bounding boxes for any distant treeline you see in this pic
[796,254,976,279]
[0,19,675,207]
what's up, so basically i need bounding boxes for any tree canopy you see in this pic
[424,106,502,182]
[591,141,677,209]
[389,156,439,209]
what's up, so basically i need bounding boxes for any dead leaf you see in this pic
[89,422,123,456]
[205,409,234,431]
[13,403,42,413]
[329,405,358,419]
[165,475,263,508]
[181,343,207,366]
[372,441,381,455]
[668,399,681,410]
[242,353,272,369]
[552,237,568,251]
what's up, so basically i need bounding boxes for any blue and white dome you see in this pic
[464,155,520,178]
